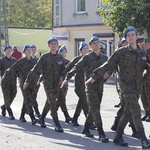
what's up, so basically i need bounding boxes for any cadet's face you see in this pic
[32,48,37,55]
[121,41,128,47]
[4,48,12,56]
[80,46,89,55]
[48,41,58,51]
[24,48,32,56]
[90,40,101,50]
[126,31,138,44]
[60,50,67,58]
[144,42,150,51]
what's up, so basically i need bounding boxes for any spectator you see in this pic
[11,45,22,60]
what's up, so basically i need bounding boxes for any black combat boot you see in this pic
[34,106,41,118]
[145,114,150,122]
[113,127,128,146]
[81,124,94,137]
[1,105,6,116]
[89,122,96,130]
[111,117,119,131]
[19,111,26,122]
[98,128,109,142]
[53,117,63,132]
[71,113,79,126]
[138,129,150,149]
[141,112,148,121]
[29,112,37,125]
[63,111,72,123]
[7,108,15,120]
[38,114,46,128]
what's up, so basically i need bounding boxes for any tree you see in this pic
[5,0,52,27]
[98,0,150,37]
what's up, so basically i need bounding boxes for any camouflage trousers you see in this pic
[20,85,34,114]
[1,83,17,109]
[117,93,144,132]
[32,84,40,107]
[84,92,103,130]
[74,88,89,117]
[141,80,150,113]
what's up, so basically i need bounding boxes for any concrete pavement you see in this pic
[0,80,149,150]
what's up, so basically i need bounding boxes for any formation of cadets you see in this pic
[0,26,150,149]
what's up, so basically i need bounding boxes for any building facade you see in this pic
[52,0,117,60]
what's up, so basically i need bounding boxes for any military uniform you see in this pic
[141,48,150,121]
[66,55,89,125]
[0,56,17,119]
[65,51,109,141]
[25,51,66,131]
[92,45,150,147]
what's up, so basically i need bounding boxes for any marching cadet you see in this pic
[86,26,150,149]
[65,42,90,126]
[57,45,72,123]
[3,44,38,125]
[23,38,66,132]
[61,37,110,142]
[31,44,41,118]
[141,38,150,121]
[0,45,17,120]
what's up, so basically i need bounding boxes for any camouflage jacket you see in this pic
[92,45,148,94]
[65,51,108,93]
[66,55,85,90]
[25,52,66,91]
[0,56,17,85]
[5,57,37,87]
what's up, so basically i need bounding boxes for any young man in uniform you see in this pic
[141,38,150,121]
[0,45,17,120]
[65,42,90,126]
[3,44,38,125]
[61,37,110,142]
[30,44,41,118]
[23,38,66,132]
[86,26,150,149]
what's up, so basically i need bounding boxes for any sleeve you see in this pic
[92,50,121,81]
[65,55,88,81]
[25,56,44,84]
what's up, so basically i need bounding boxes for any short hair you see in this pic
[144,38,150,43]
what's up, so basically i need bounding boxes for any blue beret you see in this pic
[58,45,67,53]
[89,36,99,45]
[123,26,137,38]
[4,45,12,51]
[31,45,36,48]
[23,44,31,52]
[79,42,88,51]
[47,37,58,44]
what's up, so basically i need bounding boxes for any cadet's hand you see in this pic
[147,63,150,67]
[103,72,109,80]
[1,75,5,80]
[60,80,68,88]
[85,77,95,85]
[23,82,29,90]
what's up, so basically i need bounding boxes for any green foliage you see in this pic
[5,0,52,27]
[98,0,150,36]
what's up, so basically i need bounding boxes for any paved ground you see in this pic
[0,78,150,150]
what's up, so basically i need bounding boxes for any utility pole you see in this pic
[0,0,2,56]
[3,0,9,45]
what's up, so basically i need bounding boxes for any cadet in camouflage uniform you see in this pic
[4,45,38,125]
[65,42,89,126]
[86,26,150,149]
[31,44,41,118]
[0,45,17,120]
[24,38,66,132]
[57,45,72,123]
[61,37,110,142]
[141,38,150,121]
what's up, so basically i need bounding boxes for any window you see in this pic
[56,6,59,15]
[75,38,85,56]
[76,0,85,13]
[56,0,59,4]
